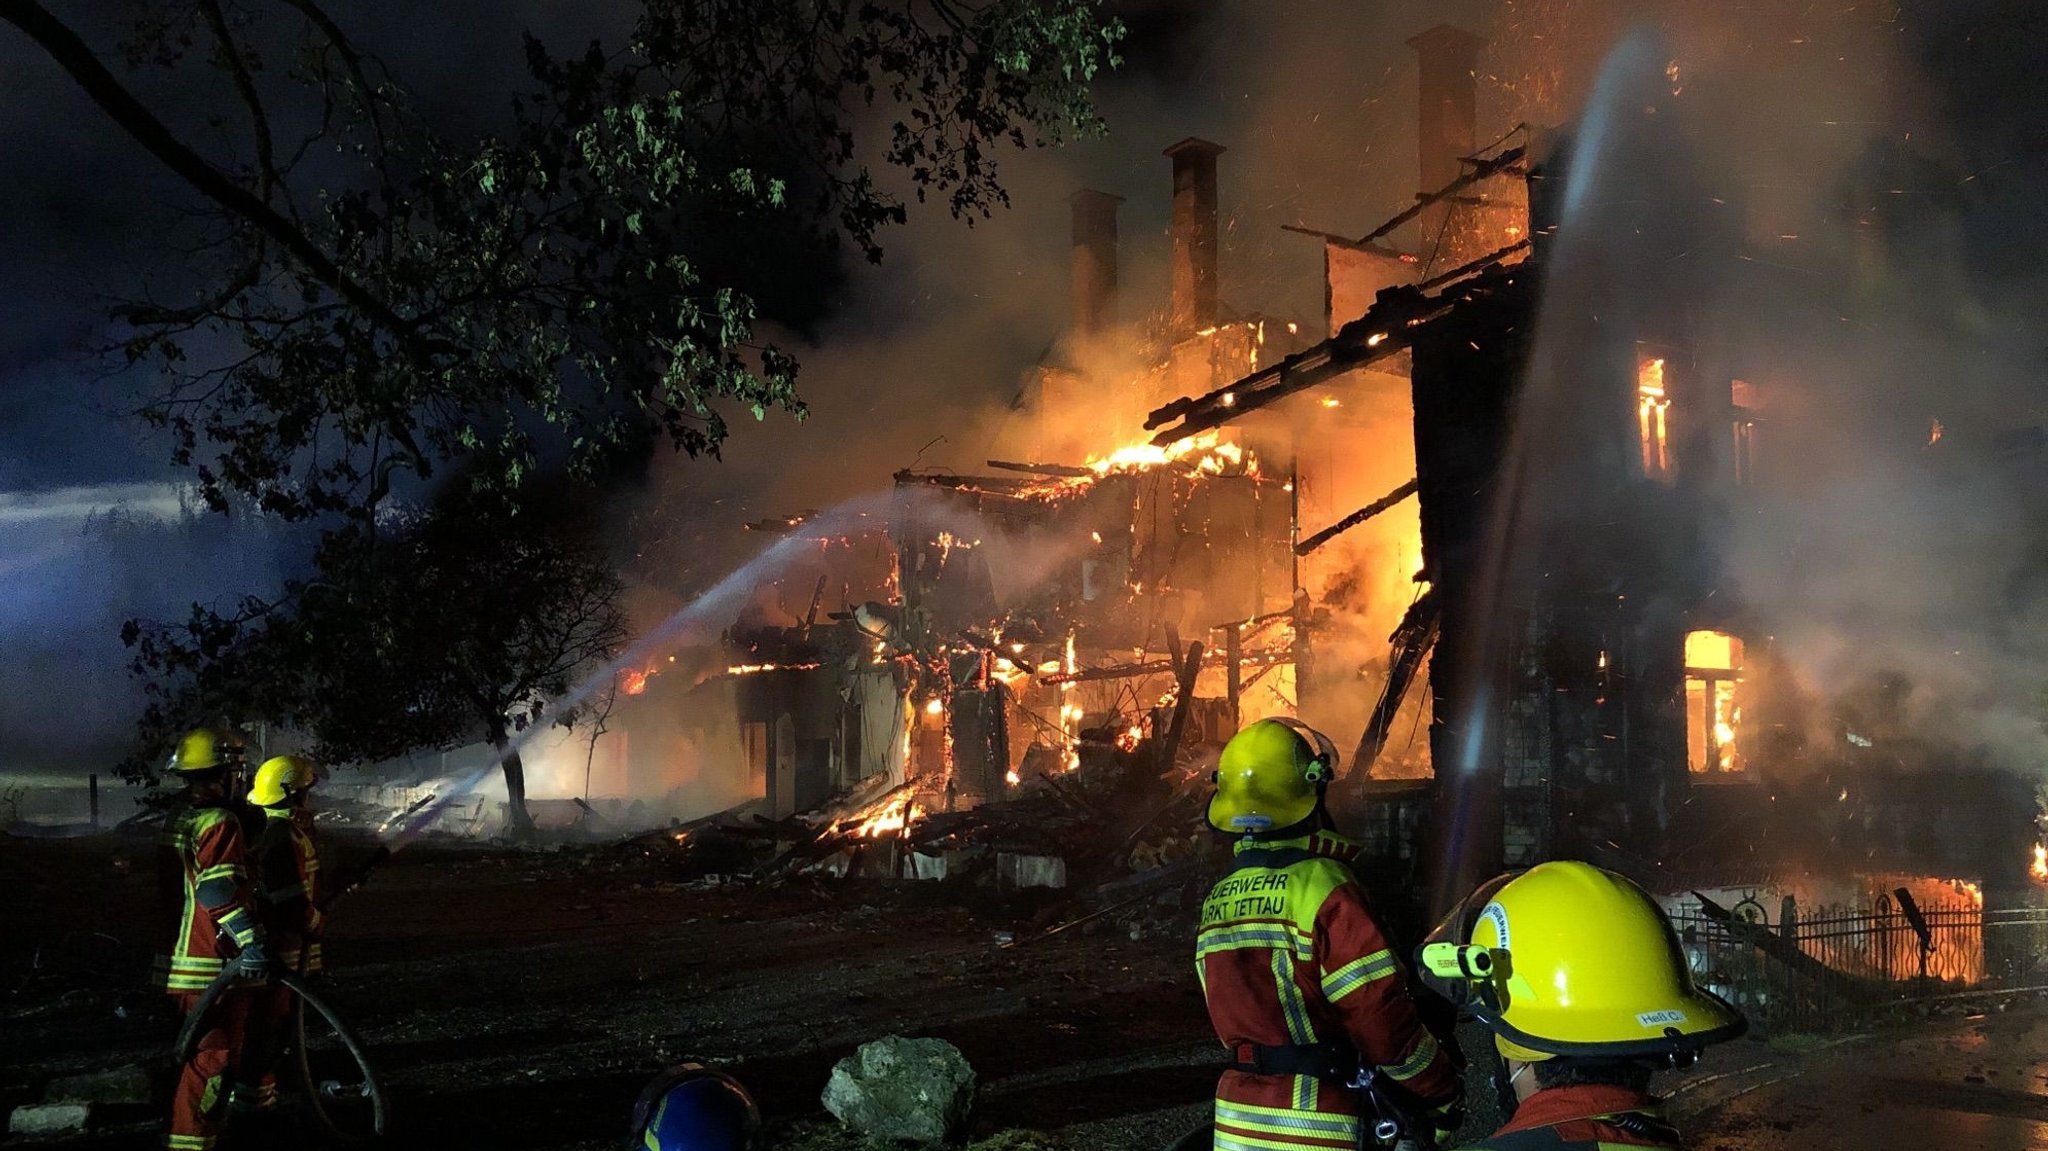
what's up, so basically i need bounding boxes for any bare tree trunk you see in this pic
[491,730,534,837]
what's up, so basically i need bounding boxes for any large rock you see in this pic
[9,1104,90,1138]
[822,1035,976,1145]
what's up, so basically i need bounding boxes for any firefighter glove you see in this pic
[237,935,277,979]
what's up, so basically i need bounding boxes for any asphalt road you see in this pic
[1681,1006,2048,1151]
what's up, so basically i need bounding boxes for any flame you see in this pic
[2032,844,2047,882]
[1013,430,1256,503]
[1057,633,1080,772]
[1714,700,1740,773]
[925,697,945,716]
[839,800,926,839]
[934,530,980,562]
[727,661,823,676]
[1115,724,1144,753]
[1638,357,1671,477]
[621,668,650,696]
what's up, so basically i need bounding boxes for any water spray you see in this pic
[1430,27,1685,913]
[375,486,1039,850]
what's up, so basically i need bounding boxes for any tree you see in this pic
[128,477,628,834]
[2,0,1122,523]
[312,485,629,835]
[8,0,1121,794]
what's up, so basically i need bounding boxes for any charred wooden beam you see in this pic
[1210,606,1295,632]
[1416,239,1530,291]
[893,469,1036,492]
[1354,590,1439,773]
[1156,641,1204,772]
[1036,648,1291,686]
[985,459,1095,478]
[1356,146,1525,247]
[742,510,820,533]
[1224,627,1242,731]
[1144,263,1525,445]
[800,573,828,638]
[1279,223,1415,259]
[1296,479,1420,556]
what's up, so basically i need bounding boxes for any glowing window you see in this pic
[1638,356,1671,480]
[1684,630,1743,776]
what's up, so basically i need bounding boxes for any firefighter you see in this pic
[630,1063,759,1150]
[1416,861,1747,1150]
[156,728,271,1151]
[1199,718,1462,1151]
[245,754,325,1119]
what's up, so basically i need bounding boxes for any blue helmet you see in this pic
[631,1064,758,1151]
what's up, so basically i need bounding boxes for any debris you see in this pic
[996,852,1068,890]
[822,1035,977,1145]
[9,1103,90,1137]
[45,1063,151,1105]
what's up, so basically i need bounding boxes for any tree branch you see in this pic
[197,0,278,202]
[0,0,412,338]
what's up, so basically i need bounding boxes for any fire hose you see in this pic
[171,951,388,1140]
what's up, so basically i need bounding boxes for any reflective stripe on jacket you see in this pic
[1198,832,1458,1151]
[1455,1085,1682,1151]
[154,801,261,992]
[254,809,325,974]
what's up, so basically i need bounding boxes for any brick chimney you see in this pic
[1408,25,1484,245]
[1069,188,1123,338]
[1164,137,1225,337]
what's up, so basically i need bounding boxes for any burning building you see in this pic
[601,10,2044,958]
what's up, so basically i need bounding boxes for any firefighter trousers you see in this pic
[167,988,257,1151]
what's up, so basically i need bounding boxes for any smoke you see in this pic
[0,489,295,775]
[1475,3,2048,774]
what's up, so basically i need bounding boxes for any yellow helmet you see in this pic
[1418,861,1744,1063]
[168,728,242,774]
[1206,718,1339,834]
[248,755,318,807]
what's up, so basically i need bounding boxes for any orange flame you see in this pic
[2032,844,2047,882]
[727,661,823,676]
[831,797,927,840]
[1016,431,1256,503]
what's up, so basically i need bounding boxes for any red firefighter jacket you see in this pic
[1454,1084,1682,1150]
[155,799,263,992]
[1198,832,1459,1151]
[254,808,325,973]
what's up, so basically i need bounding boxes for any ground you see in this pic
[5,830,2047,1150]
[1677,1007,2048,1151]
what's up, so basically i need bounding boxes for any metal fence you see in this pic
[1668,898,2048,1035]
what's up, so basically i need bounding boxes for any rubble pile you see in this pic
[598,752,1221,941]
